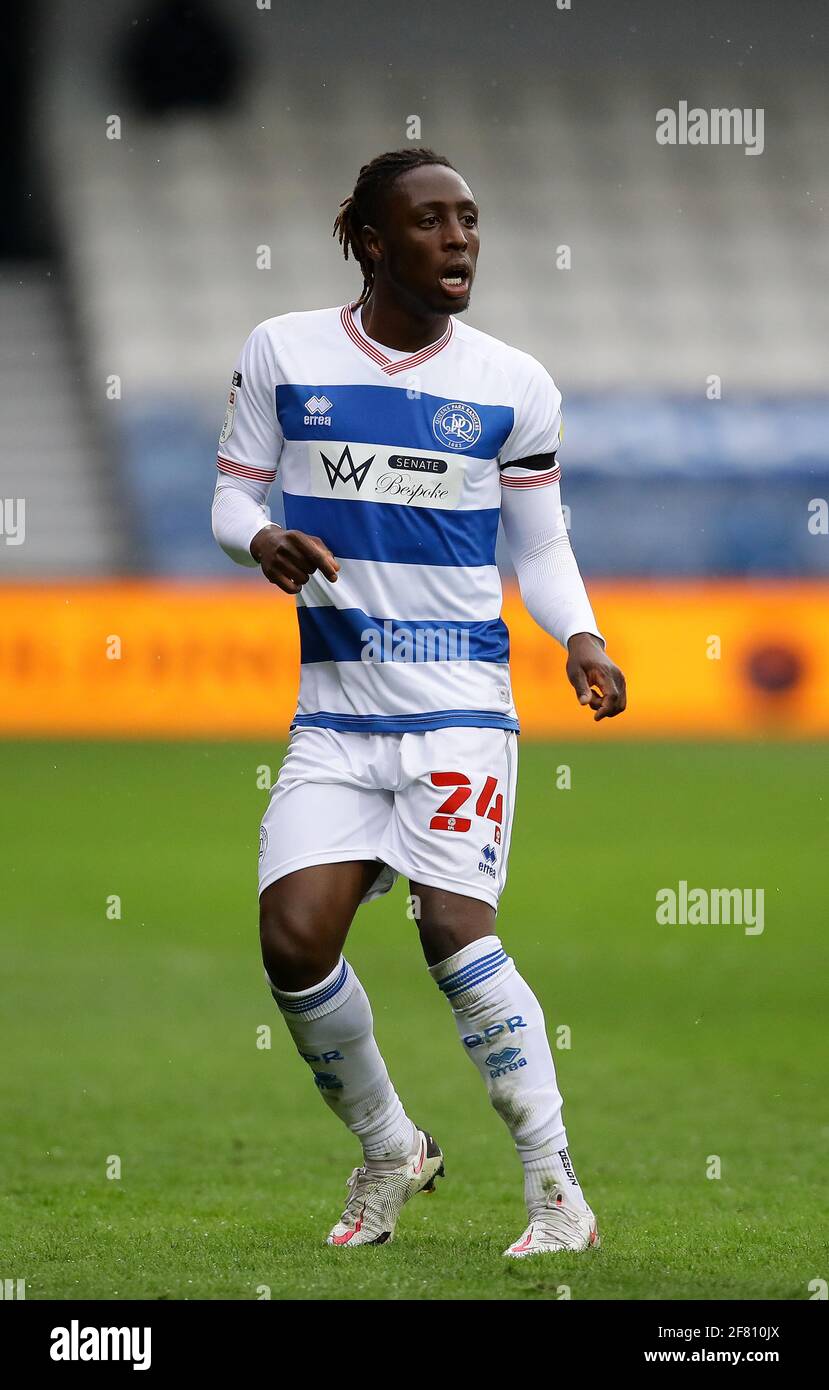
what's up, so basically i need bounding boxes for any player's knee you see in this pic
[417,913,498,966]
[259,889,326,988]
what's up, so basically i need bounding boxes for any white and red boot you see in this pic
[326,1129,445,1247]
[504,1182,600,1257]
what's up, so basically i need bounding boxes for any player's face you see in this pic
[371,164,479,315]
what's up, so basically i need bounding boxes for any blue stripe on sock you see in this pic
[275,960,349,1014]
[438,947,507,993]
[443,959,507,998]
[438,945,505,989]
[440,958,507,997]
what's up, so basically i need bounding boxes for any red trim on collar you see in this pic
[339,303,454,376]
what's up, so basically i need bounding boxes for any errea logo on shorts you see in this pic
[478,843,498,878]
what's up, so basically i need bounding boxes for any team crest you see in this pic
[431,401,482,452]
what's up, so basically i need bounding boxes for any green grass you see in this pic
[1,740,826,1300]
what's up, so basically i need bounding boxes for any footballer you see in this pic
[212,149,626,1255]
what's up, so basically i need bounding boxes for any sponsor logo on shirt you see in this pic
[387,455,447,474]
[310,442,463,509]
[375,473,451,506]
[319,444,373,491]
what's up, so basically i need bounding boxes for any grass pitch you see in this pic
[1,739,825,1300]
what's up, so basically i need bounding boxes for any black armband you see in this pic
[498,451,557,472]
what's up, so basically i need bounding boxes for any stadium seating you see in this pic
[0,268,123,574]
[9,0,827,575]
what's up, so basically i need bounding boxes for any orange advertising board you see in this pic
[0,581,825,738]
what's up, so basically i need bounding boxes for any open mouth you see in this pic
[439,265,471,296]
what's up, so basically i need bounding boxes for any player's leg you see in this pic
[260,856,419,1173]
[414,883,584,1195]
[381,727,598,1254]
[257,729,444,1244]
[259,858,373,991]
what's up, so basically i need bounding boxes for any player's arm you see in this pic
[211,324,339,592]
[213,477,339,592]
[499,359,626,722]
[500,469,625,720]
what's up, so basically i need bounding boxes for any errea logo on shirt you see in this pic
[304,394,333,426]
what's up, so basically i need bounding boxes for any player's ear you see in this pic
[361,223,384,263]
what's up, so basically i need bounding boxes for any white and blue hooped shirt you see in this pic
[217,303,563,735]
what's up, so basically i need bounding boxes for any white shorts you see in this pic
[258,725,519,911]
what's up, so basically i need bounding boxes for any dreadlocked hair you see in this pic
[333,148,457,307]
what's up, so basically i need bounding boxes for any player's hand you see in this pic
[250,525,340,593]
[566,632,627,722]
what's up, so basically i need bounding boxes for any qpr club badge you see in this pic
[431,401,482,452]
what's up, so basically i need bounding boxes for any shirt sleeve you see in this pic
[499,354,564,474]
[500,475,604,649]
[216,322,284,484]
[212,471,274,568]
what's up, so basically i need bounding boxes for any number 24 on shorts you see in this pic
[429,772,503,840]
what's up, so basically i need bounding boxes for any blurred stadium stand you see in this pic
[0,269,123,573]
[2,0,827,577]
